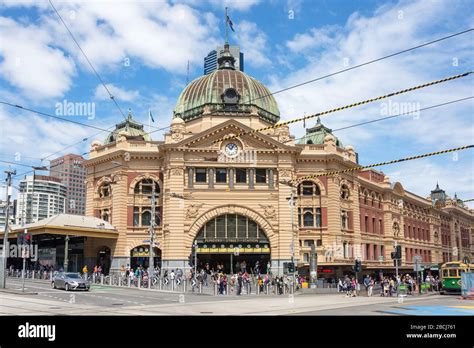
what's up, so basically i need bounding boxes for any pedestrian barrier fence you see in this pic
[6,269,305,296]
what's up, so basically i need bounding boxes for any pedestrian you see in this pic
[237,272,243,295]
[363,275,370,295]
[368,276,374,297]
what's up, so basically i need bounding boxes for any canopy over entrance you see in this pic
[194,214,270,274]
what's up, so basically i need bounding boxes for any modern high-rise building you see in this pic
[50,154,86,215]
[204,45,244,75]
[0,199,15,229]
[15,175,67,225]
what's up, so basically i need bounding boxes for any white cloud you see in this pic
[286,26,340,52]
[207,0,261,11]
[94,84,140,102]
[0,1,222,102]
[385,156,474,209]
[0,16,76,100]
[0,105,94,165]
[235,20,271,67]
[271,0,473,200]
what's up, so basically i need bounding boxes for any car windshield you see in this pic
[65,273,82,279]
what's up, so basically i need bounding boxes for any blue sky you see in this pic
[0,0,473,207]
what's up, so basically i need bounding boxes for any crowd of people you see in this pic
[337,272,442,297]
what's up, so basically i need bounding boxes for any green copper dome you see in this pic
[297,117,343,147]
[173,44,280,124]
[104,110,150,144]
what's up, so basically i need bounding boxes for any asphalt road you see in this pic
[1,278,472,316]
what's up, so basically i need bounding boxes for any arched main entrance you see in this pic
[130,245,161,269]
[194,214,271,274]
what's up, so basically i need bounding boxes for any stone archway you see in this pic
[186,205,276,249]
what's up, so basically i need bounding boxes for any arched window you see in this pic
[101,209,110,222]
[134,179,160,195]
[196,214,268,243]
[340,184,350,199]
[133,207,161,227]
[363,191,368,205]
[306,140,313,144]
[371,193,376,206]
[298,181,321,196]
[303,210,314,227]
[99,183,111,198]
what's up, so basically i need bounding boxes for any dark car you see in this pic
[52,272,90,291]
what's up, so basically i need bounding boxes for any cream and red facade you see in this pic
[83,47,473,275]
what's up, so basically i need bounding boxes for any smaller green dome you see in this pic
[104,110,150,144]
[297,117,343,147]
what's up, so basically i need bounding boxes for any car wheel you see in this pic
[65,283,69,291]
[51,282,56,289]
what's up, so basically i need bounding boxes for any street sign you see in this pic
[378,256,384,262]
[413,255,422,263]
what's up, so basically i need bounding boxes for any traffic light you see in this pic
[17,233,24,245]
[391,251,396,260]
[24,232,32,245]
[395,245,402,259]
[287,262,295,273]
[354,259,362,273]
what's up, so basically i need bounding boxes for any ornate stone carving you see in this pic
[170,168,183,176]
[392,221,400,237]
[259,204,276,219]
[186,203,203,219]
[171,132,184,141]
[279,170,292,178]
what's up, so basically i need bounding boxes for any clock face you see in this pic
[224,143,239,157]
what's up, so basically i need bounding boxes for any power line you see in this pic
[48,0,166,134]
[246,28,474,104]
[289,96,474,144]
[0,101,113,133]
[48,0,127,121]
[215,71,473,144]
[296,145,473,182]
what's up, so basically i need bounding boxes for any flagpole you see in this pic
[148,109,151,136]
[225,7,228,44]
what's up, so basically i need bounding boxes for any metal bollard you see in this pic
[100,274,104,285]
[159,278,162,290]
[214,283,217,296]
[148,277,151,289]
[128,276,131,287]
[226,282,229,295]
[138,275,141,288]
[32,270,35,279]
[199,282,202,294]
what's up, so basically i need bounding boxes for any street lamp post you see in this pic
[149,183,157,277]
[289,192,296,288]
[64,235,70,272]
[0,169,16,289]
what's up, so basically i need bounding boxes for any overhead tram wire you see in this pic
[48,0,127,122]
[245,28,474,105]
[48,0,164,133]
[285,96,474,144]
[294,145,473,183]
[214,71,473,144]
[0,101,113,133]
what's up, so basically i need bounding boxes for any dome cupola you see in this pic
[173,44,280,124]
